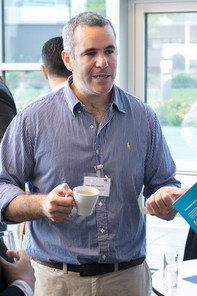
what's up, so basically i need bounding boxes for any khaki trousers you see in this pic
[32,259,152,296]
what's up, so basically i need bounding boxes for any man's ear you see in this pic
[41,65,48,81]
[62,50,73,72]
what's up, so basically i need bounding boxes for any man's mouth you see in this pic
[92,75,110,79]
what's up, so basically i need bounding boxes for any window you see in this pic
[0,0,112,111]
[146,12,197,172]
[133,1,197,270]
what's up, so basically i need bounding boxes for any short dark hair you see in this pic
[42,36,72,78]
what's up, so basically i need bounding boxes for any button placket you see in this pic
[96,196,110,262]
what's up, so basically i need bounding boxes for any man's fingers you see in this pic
[54,183,73,197]
[146,187,188,218]
[0,255,12,267]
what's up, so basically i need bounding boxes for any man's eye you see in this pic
[106,49,114,54]
[85,51,95,56]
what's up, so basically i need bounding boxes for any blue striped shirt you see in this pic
[0,77,180,264]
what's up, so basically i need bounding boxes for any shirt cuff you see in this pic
[11,280,34,296]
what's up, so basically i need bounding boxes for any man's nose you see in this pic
[95,53,108,68]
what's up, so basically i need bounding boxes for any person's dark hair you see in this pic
[62,11,116,58]
[42,36,72,78]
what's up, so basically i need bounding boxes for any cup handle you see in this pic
[64,193,77,210]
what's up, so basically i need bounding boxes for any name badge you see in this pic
[83,176,111,197]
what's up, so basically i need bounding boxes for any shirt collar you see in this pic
[110,85,126,114]
[63,76,81,115]
[64,76,126,115]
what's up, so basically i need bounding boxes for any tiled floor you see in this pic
[146,214,189,271]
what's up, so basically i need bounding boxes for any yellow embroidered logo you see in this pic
[127,142,131,149]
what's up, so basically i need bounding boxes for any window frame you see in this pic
[128,1,197,99]
[0,0,122,80]
[128,0,197,213]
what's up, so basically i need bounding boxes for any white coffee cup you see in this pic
[73,186,99,216]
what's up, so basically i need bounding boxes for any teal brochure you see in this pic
[173,182,197,234]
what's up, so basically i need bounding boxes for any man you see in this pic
[0,250,35,296]
[0,12,186,296]
[41,36,72,91]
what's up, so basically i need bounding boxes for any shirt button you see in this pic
[100,228,105,233]
[99,201,103,207]
[90,125,94,129]
[102,255,107,260]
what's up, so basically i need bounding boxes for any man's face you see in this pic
[67,24,117,98]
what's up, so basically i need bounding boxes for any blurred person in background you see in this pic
[0,77,17,232]
[183,227,197,261]
[0,77,17,142]
[41,36,72,91]
[0,249,35,296]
